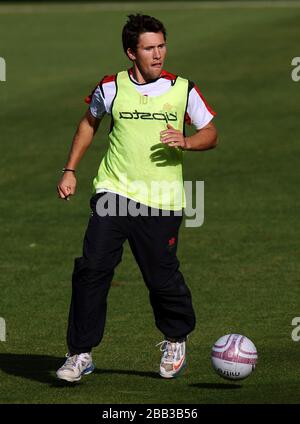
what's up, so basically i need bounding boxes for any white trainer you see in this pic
[157,339,186,379]
[56,352,95,382]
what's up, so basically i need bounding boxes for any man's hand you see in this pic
[57,171,77,200]
[160,123,187,149]
[161,121,218,151]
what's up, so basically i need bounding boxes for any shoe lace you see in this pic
[63,353,88,369]
[63,353,80,368]
[156,340,176,364]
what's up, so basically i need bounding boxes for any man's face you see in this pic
[127,31,167,81]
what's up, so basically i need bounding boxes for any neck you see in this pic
[131,64,161,84]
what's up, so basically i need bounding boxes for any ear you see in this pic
[127,48,136,61]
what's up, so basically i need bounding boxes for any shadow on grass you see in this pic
[190,383,242,390]
[0,353,159,387]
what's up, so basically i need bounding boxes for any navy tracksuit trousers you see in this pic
[67,192,196,354]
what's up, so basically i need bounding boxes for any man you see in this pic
[56,14,217,382]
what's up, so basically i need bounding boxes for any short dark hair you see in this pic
[122,14,167,55]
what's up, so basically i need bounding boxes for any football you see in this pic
[211,334,258,380]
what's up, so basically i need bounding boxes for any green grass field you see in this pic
[0,1,300,404]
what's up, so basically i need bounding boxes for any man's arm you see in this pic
[160,121,218,151]
[184,121,218,151]
[57,109,100,200]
